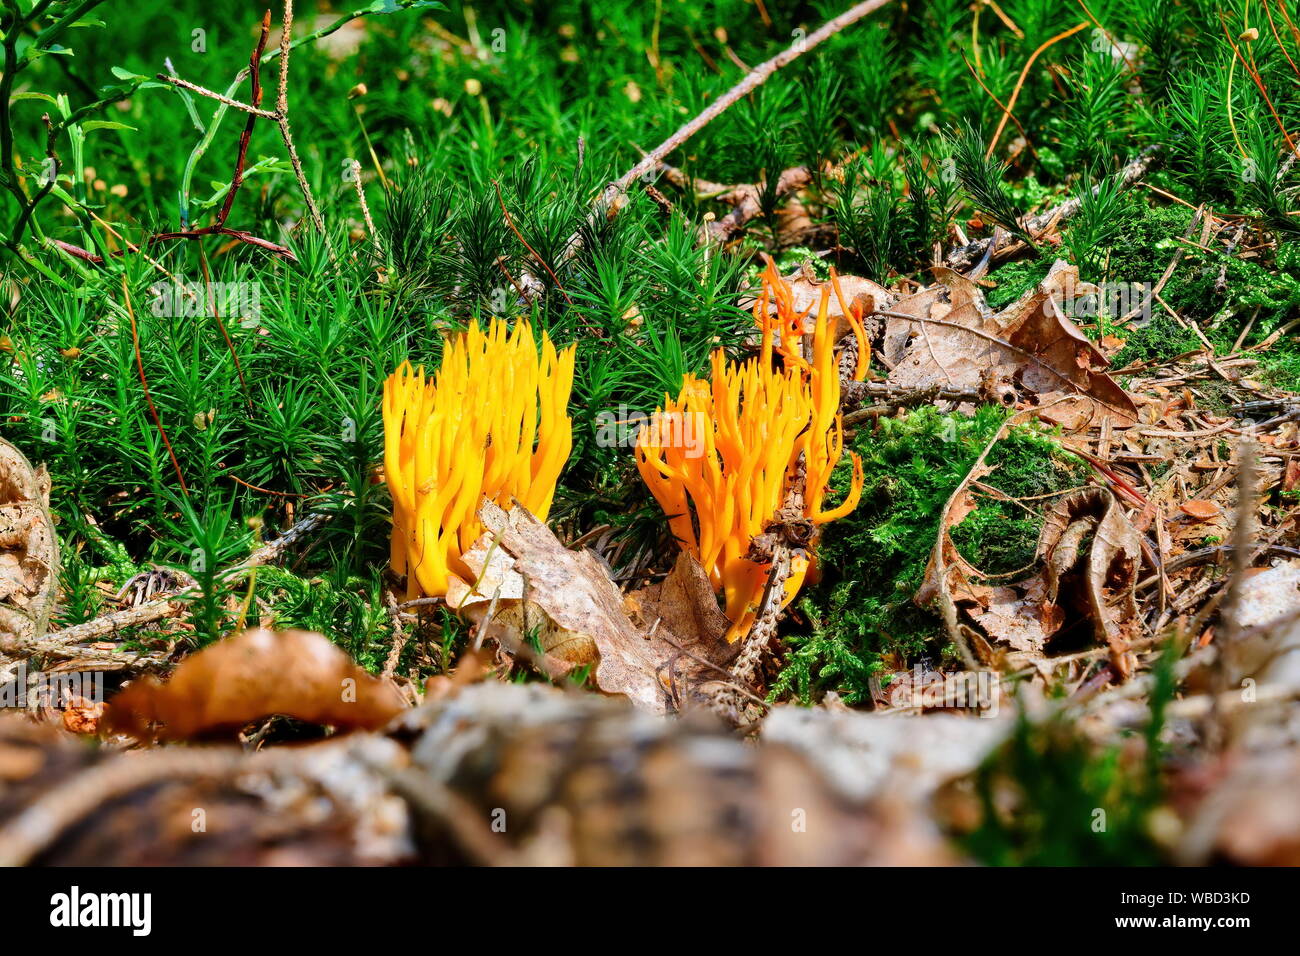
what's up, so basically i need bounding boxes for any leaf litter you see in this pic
[7,214,1300,868]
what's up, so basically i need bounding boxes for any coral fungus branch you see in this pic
[384,318,576,601]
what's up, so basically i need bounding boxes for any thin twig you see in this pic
[155,75,277,119]
[22,513,328,654]
[602,0,895,206]
[274,0,327,236]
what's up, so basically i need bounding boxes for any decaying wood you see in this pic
[944,146,1161,273]
[0,681,972,866]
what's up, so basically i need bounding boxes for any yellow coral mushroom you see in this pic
[383,318,576,601]
[636,278,863,643]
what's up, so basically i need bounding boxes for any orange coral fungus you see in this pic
[755,256,813,372]
[383,317,575,601]
[829,267,871,383]
[636,281,863,643]
[753,256,870,382]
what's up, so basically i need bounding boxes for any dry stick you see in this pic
[601,0,895,207]
[945,146,1159,271]
[986,22,1089,159]
[275,0,326,236]
[72,14,293,263]
[650,626,769,711]
[382,592,410,681]
[1220,438,1257,651]
[25,513,328,654]
[217,11,271,229]
[155,75,277,119]
[1133,543,1300,593]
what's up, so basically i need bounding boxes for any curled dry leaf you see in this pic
[922,481,1142,678]
[460,499,734,715]
[0,438,58,651]
[61,695,104,735]
[1041,488,1142,677]
[885,260,1138,430]
[104,628,407,740]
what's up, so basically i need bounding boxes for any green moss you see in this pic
[1102,204,1194,286]
[1260,344,1300,393]
[254,566,403,673]
[772,409,1086,704]
[963,707,1166,865]
[1110,313,1203,367]
[951,429,1090,576]
[986,258,1052,311]
[964,646,1177,865]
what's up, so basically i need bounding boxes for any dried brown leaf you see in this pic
[104,628,407,740]
[1039,488,1142,677]
[923,467,1141,676]
[471,500,733,714]
[1179,499,1222,520]
[0,439,58,650]
[886,261,1137,428]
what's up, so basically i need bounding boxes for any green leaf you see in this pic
[365,0,446,12]
[80,120,136,133]
[11,92,59,105]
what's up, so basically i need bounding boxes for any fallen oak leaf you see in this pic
[919,413,1140,678]
[1039,488,1142,678]
[447,528,594,673]
[884,260,1137,429]
[103,628,407,740]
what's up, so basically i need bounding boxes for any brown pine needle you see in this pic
[987,22,1089,159]
[121,276,188,497]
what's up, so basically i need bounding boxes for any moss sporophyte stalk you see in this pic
[635,267,864,643]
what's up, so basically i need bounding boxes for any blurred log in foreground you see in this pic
[0,682,962,866]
